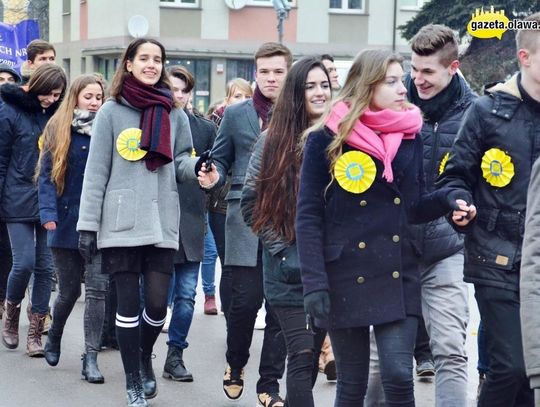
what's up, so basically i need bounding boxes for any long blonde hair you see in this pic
[304,49,405,181]
[36,74,104,195]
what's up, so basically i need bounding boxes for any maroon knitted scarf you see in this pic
[121,75,174,171]
[252,85,273,131]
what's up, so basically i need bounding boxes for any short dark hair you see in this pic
[27,39,56,62]
[167,65,195,93]
[254,42,293,69]
[410,24,458,67]
[320,54,334,63]
[516,12,540,53]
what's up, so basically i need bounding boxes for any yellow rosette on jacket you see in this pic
[481,148,514,187]
[334,151,376,194]
[116,128,147,161]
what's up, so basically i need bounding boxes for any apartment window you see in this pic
[400,0,425,10]
[160,0,199,7]
[247,0,296,7]
[226,59,255,83]
[329,0,364,13]
[63,0,71,14]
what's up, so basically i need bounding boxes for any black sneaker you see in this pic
[223,364,244,401]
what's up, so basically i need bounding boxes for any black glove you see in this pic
[304,290,330,322]
[78,231,97,264]
[194,150,214,176]
[445,188,473,211]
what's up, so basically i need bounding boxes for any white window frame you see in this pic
[159,0,200,9]
[400,0,425,11]
[246,0,297,7]
[329,0,365,14]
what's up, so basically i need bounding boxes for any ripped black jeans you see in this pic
[273,306,326,407]
[50,249,109,352]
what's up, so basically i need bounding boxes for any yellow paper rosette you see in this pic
[37,135,43,151]
[116,128,147,161]
[333,151,376,194]
[481,148,514,187]
[438,152,449,175]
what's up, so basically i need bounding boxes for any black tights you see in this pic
[115,271,171,375]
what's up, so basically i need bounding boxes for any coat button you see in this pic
[392,235,400,243]
[358,242,366,249]
[281,257,286,261]
[360,200,367,207]
[356,276,365,284]
[82,145,87,150]
[392,271,400,279]
[393,197,401,205]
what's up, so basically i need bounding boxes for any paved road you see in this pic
[0,267,481,407]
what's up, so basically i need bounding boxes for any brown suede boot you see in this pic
[2,301,21,349]
[319,335,336,381]
[27,312,46,357]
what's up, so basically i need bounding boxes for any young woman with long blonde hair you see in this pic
[37,74,109,383]
[295,49,470,405]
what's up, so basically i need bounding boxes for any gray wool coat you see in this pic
[211,99,261,267]
[77,98,197,250]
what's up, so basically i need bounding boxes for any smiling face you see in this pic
[38,88,63,109]
[410,51,458,100]
[304,67,331,120]
[255,55,288,101]
[77,83,103,112]
[126,42,163,86]
[370,62,407,112]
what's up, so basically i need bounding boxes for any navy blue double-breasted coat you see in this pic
[39,129,90,249]
[296,128,453,330]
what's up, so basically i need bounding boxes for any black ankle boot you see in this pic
[162,346,193,382]
[44,330,61,366]
[126,372,147,407]
[140,352,157,399]
[81,352,105,384]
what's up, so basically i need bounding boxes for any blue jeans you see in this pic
[200,219,217,296]
[167,261,201,349]
[477,320,489,375]
[6,222,53,313]
[330,316,418,407]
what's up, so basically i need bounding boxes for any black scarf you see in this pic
[407,74,462,124]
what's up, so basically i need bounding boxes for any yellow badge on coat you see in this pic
[334,151,376,194]
[439,152,449,175]
[37,135,43,151]
[116,128,147,161]
[481,148,514,187]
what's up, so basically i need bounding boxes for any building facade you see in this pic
[50,0,424,112]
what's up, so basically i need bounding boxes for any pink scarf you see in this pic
[325,101,423,182]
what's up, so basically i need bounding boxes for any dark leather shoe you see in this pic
[126,372,147,407]
[44,330,61,366]
[140,352,157,399]
[162,346,193,382]
[81,352,105,383]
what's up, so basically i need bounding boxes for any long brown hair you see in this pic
[251,57,330,242]
[36,74,104,195]
[109,38,172,100]
[305,49,404,185]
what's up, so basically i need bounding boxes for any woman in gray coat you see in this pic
[76,38,217,407]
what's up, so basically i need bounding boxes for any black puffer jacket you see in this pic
[437,74,538,291]
[0,84,58,222]
[405,74,476,266]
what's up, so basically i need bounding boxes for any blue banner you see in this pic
[0,19,40,72]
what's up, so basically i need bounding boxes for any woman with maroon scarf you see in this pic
[76,38,217,407]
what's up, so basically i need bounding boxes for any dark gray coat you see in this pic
[175,112,217,264]
[211,99,261,267]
